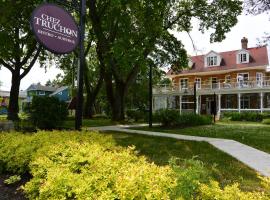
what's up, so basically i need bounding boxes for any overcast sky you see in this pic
[0,13,270,91]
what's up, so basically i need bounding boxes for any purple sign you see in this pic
[31,3,79,54]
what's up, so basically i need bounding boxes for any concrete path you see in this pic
[89,125,270,176]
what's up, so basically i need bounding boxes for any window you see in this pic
[237,51,249,64]
[241,95,250,109]
[225,75,231,83]
[39,91,45,95]
[237,73,249,87]
[207,56,217,66]
[239,53,247,63]
[182,96,188,109]
[225,95,233,109]
[195,78,201,89]
[211,77,218,89]
[256,72,263,87]
[180,79,188,90]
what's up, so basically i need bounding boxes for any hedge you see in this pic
[154,109,212,127]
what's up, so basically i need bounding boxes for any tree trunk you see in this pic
[7,69,21,121]
[111,82,126,121]
[83,90,95,118]
[83,66,104,118]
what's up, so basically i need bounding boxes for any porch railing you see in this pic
[153,76,270,94]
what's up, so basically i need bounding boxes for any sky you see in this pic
[0,12,270,91]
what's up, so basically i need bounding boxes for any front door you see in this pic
[256,72,263,87]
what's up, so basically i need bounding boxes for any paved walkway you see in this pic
[89,125,270,176]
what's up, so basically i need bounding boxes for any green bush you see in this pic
[0,131,269,199]
[153,109,180,126]
[223,112,263,122]
[30,96,68,130]
[154,109,212,127]
[126,109,145,122]
[24,142,176,199]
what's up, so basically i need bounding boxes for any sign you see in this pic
[31,3,79,54]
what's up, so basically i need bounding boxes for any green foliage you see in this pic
[30,96,68,130]
[0,131,270,199]
[223,112,263,122]
[154,109,180,126]
[126,109,145,122]
[4,175,21,185]
[154,109,212,127]
[24,143,176,199]
[199,181,269,200]
[170,158,209,199]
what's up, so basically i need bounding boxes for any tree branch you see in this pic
[20,45,42,79]
[0,59,14,72]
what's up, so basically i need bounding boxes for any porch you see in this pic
[153,92,270,115]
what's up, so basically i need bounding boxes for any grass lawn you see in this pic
[62,118,118,128]
[105,131,262,191]
[132,121,270,154]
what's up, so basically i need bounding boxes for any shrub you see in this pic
[30,96,68,130]
[177,113,212,126]
[126,109,145,122]
[23,142,176,199]
[199,181,269,200]
[0,131,270,199]
[153,109,180,126]
[223,112,263,122]
[154,109,212,127]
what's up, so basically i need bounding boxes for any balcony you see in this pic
[153,77,270,95]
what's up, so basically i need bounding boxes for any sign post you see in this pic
[75,0,86,130]
[31,1,86,130]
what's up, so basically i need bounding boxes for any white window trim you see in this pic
[211,77,218,89]
[39,91,45,95]
[237,50,250,64]
[180,78,188,90]
[204,51,221,67]
[256,72,263,86]
[237,73,249,82]
[195,78,201,89]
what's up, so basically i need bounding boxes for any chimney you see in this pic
[241,37,248,49]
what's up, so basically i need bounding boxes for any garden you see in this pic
[1,130,270,200]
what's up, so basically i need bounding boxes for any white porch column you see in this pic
[179,95,182,114]
[196,96,199,114]
[218,94,221,116]
[260,92,264,113]
[238,93,241,113]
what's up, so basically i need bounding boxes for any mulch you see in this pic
[0,174,29,200]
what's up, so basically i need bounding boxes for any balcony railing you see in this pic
[153,77,270,95]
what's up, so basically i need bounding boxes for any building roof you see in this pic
[50,86,69,96]
[0,90,27,98]
[167,46,269,76]
[26,83,57,92]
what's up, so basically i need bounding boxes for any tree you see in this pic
[55,46,104,118]
[0,0,42,120]
[244,0,270,15]
[87,0,242,121]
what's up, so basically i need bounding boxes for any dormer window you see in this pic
[204,51,221,67]
[207,56,217,66]
[237,50,249,64]
[239,53,247,63]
